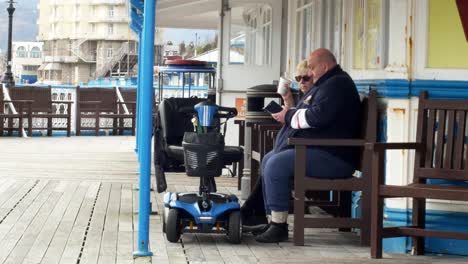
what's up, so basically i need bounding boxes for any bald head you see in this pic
[307,48,338,83]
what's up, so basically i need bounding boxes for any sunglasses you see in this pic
[295,75,311,82]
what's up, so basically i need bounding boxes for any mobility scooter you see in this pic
[161,100,243,243]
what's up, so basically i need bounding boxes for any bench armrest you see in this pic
[288,138,365,147]
[3,99,34,104]
[51,101,73,104]
[79,100,101,104]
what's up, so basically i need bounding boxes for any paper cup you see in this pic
[277,77,291,96]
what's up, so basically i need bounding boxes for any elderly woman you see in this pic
[241,59,315,227]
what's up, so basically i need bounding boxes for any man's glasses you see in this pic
[295,75,311,82]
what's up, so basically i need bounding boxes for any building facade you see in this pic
[37,0,139,85]
[11,41,43,84]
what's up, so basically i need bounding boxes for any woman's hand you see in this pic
[271,106,289,124]
[282,89,295,108]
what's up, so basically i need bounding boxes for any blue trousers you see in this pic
[261,148,355,213]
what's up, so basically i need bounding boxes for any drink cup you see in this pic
[277,77,291,96]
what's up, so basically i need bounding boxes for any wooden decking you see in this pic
[0,137,467,264]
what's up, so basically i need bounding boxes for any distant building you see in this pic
[12,42,43,84]
[36,0,166,84]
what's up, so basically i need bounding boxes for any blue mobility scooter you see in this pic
[162,101,242,243]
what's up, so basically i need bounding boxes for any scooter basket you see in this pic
[182,132,224,177]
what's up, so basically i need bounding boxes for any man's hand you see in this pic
[271,106,288,124]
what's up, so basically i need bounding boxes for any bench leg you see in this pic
[412,198,426,255]
[28,116,33,136]
[67,114,71,137]
[8,117,13,136]
[293,195,305,246]
[370,195,384,258]
[47,117,52,136]
[360,188,371,246]
[338,191,352,232]
[112,117,118,135]
[18,116,23,137]
[0,117,4,136]
[95,115,100,136]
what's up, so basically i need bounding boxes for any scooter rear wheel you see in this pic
[227,210,242,244]
[166,208,181,243]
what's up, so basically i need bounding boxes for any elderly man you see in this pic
[253,48,362,243]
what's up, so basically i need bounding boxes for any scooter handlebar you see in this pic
[215,106,237,119]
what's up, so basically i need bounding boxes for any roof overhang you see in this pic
[155,0,275,29]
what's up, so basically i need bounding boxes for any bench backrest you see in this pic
[77,87,117,112]
[414,91,468,182]
[356,89,378,171]
[9,86,52,112]
[119,88,137,103]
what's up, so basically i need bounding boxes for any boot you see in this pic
[255,222,288,243]
[243,223,269,235]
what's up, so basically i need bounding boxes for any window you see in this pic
[329,0,343,63]
[23,65,40,71]
[108,6,114,17]
[352,0,386,69]
[294,0,322,66]
[16,46,27,58]
[107,48,113,58]
[229,5,272,65]
[30,47,42,58]
[108,24,114,35]
[91,23,96,33]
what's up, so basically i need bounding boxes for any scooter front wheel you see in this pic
[162,207,169,233]
[166,208,181,243]
[227,210,242,244]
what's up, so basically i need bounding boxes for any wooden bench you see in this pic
[76,87,136,136]
[250,122,283,190]
[370,91,468,258]
[1,86,72,137]
[1,85,29,137]
[289,89,378,246]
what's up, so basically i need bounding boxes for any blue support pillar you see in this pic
[133,0,156,258]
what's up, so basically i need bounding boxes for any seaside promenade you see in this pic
[0,136,467,264]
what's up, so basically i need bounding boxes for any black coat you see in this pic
[274,65,362,167]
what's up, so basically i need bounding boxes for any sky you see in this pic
[0,0,38,51]
[163,28,216,45]
[0,0,216,51]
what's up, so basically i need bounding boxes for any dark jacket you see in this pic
[273,65,361,167]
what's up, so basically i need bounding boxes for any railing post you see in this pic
[133,0,156,258]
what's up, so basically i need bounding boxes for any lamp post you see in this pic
[2,0,15,87]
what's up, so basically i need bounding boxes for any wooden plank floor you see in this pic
[0,137,467,264]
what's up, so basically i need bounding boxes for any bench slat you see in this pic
[380,184,468,201]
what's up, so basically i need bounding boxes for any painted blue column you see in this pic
[133,0,156,258]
